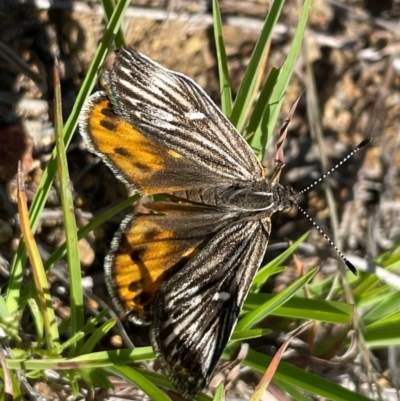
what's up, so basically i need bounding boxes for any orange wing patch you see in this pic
[81,92,209,194]
[105,203,230,323]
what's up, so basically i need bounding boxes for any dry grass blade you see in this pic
[0,345,12,401]
[17,163,59,348]
[273,92,303,166]
[249,321,313,401]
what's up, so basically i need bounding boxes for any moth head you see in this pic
[271,182,298,212]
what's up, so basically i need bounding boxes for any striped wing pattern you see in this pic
[108,47,263,184]
[151,217,271,398]
[79,92,225,195]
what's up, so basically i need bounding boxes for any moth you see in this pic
[79,47,362,398]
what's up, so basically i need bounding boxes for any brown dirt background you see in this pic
[0,0,399,399]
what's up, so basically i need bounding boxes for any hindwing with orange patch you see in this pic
[104,203,237,323]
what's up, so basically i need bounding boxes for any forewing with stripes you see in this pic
[151,216,271,398]
[107,47,263,184]
[80,92,223,195]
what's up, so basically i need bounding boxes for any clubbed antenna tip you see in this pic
[345,260,357,276]
[357,137,373,148]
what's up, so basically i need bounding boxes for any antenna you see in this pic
[294,202,357,274]
[294,137,372,275]
[298,137,372,195]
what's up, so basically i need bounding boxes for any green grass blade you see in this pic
[252,231,310,291]
[133,368,213,401]
[237,268,318,331]
[274,378,314,401]
[357,286,392,308]
[212,0,232,116]
[364,312,400,347]
[362,290,400,326]
[101,0,126,47]
[78,319,116,355]
[231,328,271,341]
[230,0,287,132]
[245,67,280,157]
[213,383,224,401]
[244,294,353,324]
[7,347,155,370]
[106,365,173,401]
[251,0,312,155]
[26,298,44,344]
[54,60,84,355]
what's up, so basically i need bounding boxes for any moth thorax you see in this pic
[219,182,283,212]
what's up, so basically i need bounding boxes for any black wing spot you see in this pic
[101,105,115,117]
[141,228,158,241]
[135,162,152,172]
[130,249,145,263]
[128,279,143,291]
[133,291,152,305]
[114,147,131,157]
[100,119,116,131]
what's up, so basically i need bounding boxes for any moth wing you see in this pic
[150,217,271,398]
[80,93,219,194]
[104,203,238,323]
[107,47,263,183]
